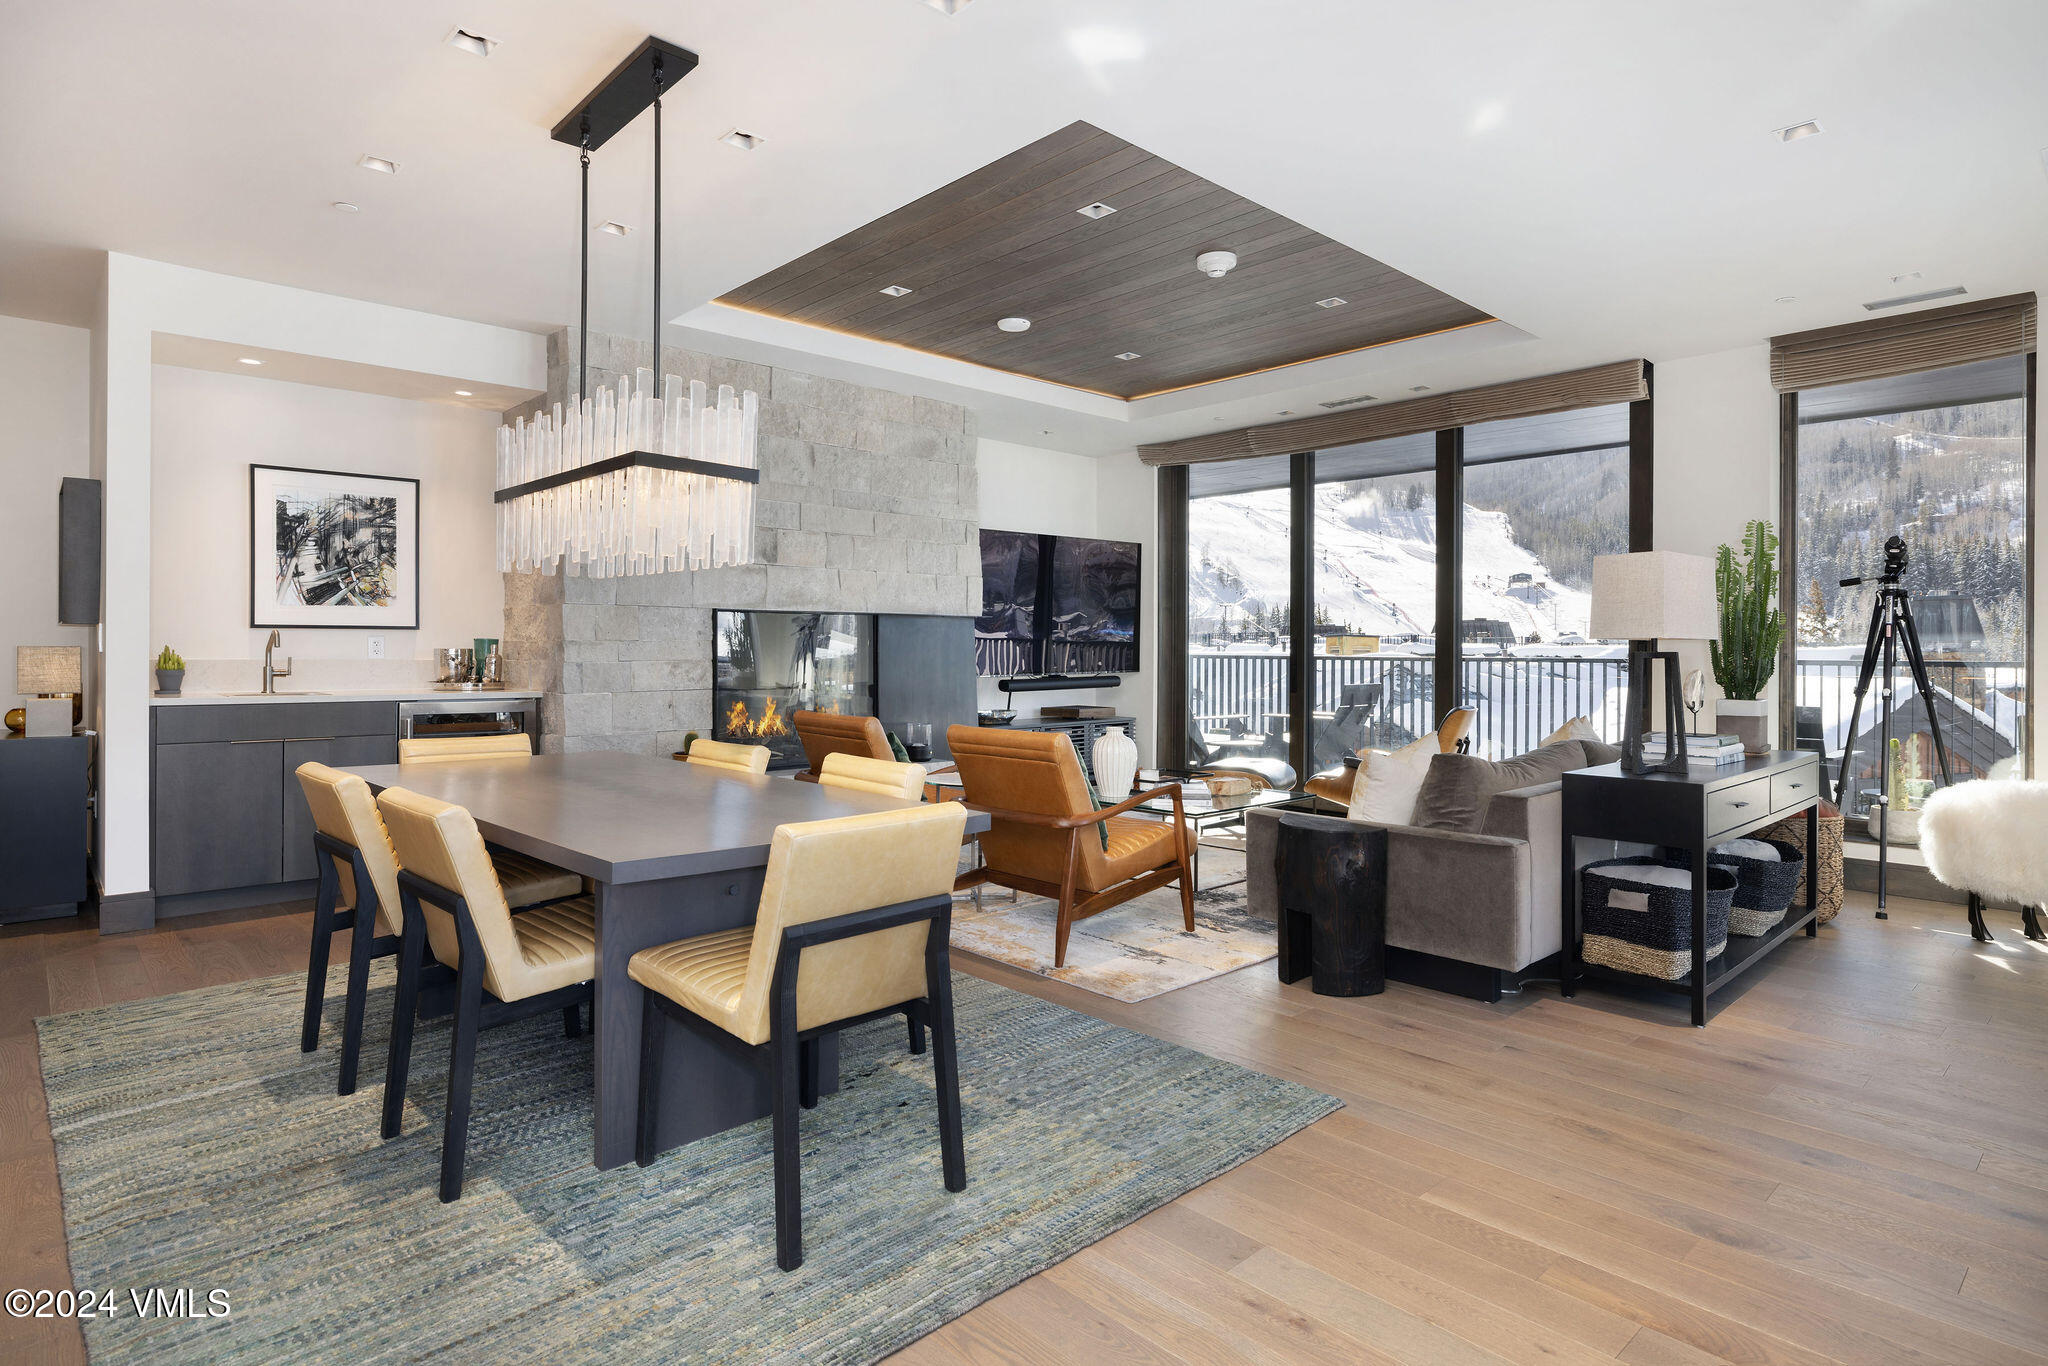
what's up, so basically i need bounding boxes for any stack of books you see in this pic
[1640,732,1746,767]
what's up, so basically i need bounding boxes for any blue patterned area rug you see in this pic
[38,964,1336,1364]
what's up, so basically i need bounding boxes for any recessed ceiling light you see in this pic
[1864,285,1967,311]
[997,317,1030,333]
[1774,120,1823,142]
[453,390,474,397]
[357,154,399,174]
[923,0,975,12]
[597,221,632,236]
[1076,202,1117,219]
[1774,295,1798,304]
[720,129,763,151]
[1275,410,1295,416]
[879,284,913,297]
[1890,271,1923,286]
[445,27,497,58]
[1039,429,1052,436]
[1315,297,1347,309]
[1114,351,1140,361]
[1319,394,1376,409]
[238,357,263,366]
[330,201,360,213]
[1409,385,1432,393]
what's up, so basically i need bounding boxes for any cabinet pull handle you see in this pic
[284,737,337,743]
[227,738,276,745]
[1730,800,1750,809]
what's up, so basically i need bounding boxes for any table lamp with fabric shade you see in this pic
[13,646,83,737]
[1589,552,1718,775]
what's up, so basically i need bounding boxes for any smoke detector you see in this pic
[1195,251,1238,279]
[996,317,1031,333]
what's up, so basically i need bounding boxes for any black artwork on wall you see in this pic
[976,529,1140,676]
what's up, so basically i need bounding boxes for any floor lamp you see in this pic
[1589,552,1720,776]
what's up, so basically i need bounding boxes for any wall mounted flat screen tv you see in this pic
[976,529,1140,676]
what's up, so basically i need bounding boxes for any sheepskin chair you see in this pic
[1918,780,2048,943]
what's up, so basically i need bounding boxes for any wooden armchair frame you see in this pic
[953,781,1196,967]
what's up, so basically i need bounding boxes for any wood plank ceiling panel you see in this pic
[717,121,1493,399]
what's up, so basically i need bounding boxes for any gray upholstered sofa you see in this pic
[1245,742,1613,1000]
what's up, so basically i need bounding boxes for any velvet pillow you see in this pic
[1545,714,1620,767]
[1344,732,1438,827]
[1412,739,1588,834]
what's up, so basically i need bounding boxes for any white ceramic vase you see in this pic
[1092,725,1139,800]
[1718,698,1772,755]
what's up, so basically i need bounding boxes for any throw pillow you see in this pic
[1345,732,1438,827]
[1412,739,1588,834]
[1545,714,1620,766]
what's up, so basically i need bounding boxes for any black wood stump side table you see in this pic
[1561,750,1821,1026]
[1275,814,1387,996]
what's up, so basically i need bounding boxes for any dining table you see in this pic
[343,750,989,1171]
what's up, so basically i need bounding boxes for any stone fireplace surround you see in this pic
[500,327,981,756]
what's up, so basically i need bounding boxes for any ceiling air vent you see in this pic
[1318,394,1377,409]
[1863,286,1967,311]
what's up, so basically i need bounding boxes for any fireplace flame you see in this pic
[722,696,790,739]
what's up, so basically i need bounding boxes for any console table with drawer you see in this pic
[1560,750,1821,1025]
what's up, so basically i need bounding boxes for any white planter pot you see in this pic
[1091,725,1139,800]
[1866,806,1921,845]
[1717,698,1771,755]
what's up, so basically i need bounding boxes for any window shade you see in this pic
[1769,292,2037,394]
[1137,359,1647,467]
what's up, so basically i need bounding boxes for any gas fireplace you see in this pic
[712,610,877,770]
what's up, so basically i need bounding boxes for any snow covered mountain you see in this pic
[1189,483,1593,644]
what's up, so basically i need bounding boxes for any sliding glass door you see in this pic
[1167,400,1647,777]
[1185,455,1293,769]
[1789,356,2031,816]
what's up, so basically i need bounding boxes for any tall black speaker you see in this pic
[58,477,101,626]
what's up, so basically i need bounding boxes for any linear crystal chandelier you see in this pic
[496,38,759,578]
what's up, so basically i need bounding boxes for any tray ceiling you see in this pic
[718,122,1491,400]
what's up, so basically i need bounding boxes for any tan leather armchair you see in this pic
[946,725,1194,968]
[376,786,598,1202]
[819,752,927,800]
[293,762,580,1097]
[629,802,969,1270]
[792,710,893,782]
[685,739,772,775]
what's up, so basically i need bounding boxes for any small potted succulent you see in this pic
[1710,520,1783,755]
[155,645,186,696]
[673,730,698,762]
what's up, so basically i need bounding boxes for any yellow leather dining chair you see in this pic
[398,734,535,764]
[629,802,969,1270]
[818,751,927,800]
[685,739,772,775]
[293,762,582,1096]
[376,786,599,1202]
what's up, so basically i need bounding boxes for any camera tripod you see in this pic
[1833,562,1954,916]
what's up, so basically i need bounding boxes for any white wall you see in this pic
[975,438,1158,765]
[0,315,95,711]
[150,366,503,678]
[93,254,546,900]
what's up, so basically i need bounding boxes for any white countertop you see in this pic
[150,688,542,706]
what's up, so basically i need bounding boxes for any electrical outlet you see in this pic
[367,636,386,659]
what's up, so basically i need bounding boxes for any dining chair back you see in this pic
[687,739,773,775]
[819,751,927,800]
[399,734,533,764]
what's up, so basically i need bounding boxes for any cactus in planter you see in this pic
[1709,520,1783,702]
[155,645,185,671]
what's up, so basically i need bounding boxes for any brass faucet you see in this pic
[262,629,293,694]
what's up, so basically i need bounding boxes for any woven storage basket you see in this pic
[1758,804,1844,924]
[1707,837,1804,936]
[1580,857,1734,981]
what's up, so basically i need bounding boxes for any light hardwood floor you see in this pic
[4,891,2045,1365]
